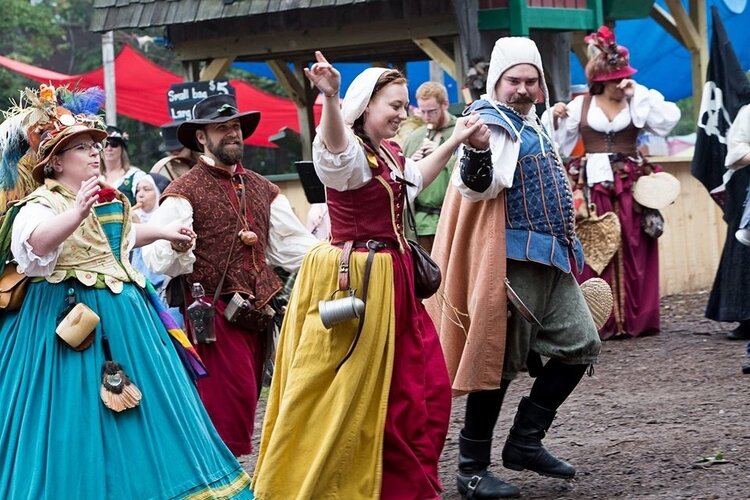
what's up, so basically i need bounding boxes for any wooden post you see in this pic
[664,0,707,120]
[101,31,116,126]
[509,0,529,36]
[296,63,316,162]
[267,59,315,161]
[689,0,707,121]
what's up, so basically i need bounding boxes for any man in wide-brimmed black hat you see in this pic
[149,120,198,180]
[142,94,317,457]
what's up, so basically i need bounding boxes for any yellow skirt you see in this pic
[252,243,395,499]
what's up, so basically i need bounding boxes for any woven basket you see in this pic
[580,277,613,330]
[576,206,621,275]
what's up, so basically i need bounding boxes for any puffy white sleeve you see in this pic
[313,127,373,192]
[452,125,520,202]
[629,83,681,136]
[141,196,196,277]
[726,104,750,168]
[543,95,584,157]
[265,194,319,273]
[403,157,424,204]
[11,203,64,277]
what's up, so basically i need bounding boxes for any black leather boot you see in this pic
[501,397,576,479]
[456,431,520,499]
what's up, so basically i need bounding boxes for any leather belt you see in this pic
[333,239,391,371]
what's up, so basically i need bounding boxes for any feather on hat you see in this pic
[0,84,107,200]
[584,26,637,83]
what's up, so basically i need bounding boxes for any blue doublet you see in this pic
[465,99,584,273]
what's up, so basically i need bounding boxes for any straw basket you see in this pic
[576,205,621,275]
[580,277,613,330]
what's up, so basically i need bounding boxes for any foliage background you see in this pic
[0,0,290,172]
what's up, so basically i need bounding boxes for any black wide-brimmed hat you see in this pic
[159,120,184,152]
[177,94,261,152]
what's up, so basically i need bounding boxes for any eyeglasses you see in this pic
[104,140,122,148]
[60,142,104,154]
[420,108,441,117]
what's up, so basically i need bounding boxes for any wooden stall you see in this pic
[654,156,726,296]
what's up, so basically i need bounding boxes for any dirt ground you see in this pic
[242,291,750,499]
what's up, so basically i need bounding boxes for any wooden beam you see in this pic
[570,31,588,70]
[294,63,316,162]
[267,59,306,108]
[173,16,457,61]
[664,0,701,52]
[650,3,685,46]
[199,57,234,81]
[689,0,708,121]
[412,38,456,79]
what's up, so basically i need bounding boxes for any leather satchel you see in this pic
[408,239,441,299]
[223,292,275,333]
[0,263,29,311]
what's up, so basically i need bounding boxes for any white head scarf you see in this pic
[485,37,549,103]
[341,67,390,127]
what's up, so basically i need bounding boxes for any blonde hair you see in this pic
[99,146,131,174]
[415,82,448,105]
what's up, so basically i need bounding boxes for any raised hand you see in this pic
[303,51,341,98]
[552,102,569,119]
[74,176,101,221]
[552,102,569,129]
[455,112,490,151]
[617,78,636,98]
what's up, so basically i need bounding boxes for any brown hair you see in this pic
[415,81,448,105]
[352,69,407,151]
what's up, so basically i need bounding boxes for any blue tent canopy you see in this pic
[232,61,459,107]
[234,0,748,105]
[571,0,750,102]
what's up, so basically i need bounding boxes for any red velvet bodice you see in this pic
[326,140,408,251]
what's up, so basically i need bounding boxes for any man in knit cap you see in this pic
[428,37,602,498]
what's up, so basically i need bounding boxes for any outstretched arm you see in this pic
[134,222,195,248]
[415,112,488,187]
[304,51,347,153]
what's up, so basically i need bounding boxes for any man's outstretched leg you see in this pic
[502,359,588,478]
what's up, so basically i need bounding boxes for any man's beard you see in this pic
[207,136,243,166]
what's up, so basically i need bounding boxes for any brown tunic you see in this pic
[162,157,282,307]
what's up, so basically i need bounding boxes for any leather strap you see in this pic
[336,240,385,371]
[337,240,354,291]
[212,173,246,304]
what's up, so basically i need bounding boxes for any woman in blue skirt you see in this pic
[0,86,253,499]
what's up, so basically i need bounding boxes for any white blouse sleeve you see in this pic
[629,83,681,136]
[452,125,520,202]
[312,127,373,192]
[544,95,584,157]
[403,158,424,204]
[726,104,750,168]
[141,196,196,277]
[265,194,319,273]
[11,203,64,277]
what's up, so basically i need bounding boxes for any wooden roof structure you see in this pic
[90,1,707,158]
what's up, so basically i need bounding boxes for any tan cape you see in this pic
[425,183,508,396]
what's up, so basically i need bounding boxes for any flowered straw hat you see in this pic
[584,26,637,83]
[0,84,107,187]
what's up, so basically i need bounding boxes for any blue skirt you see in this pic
[0,280,252,499]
